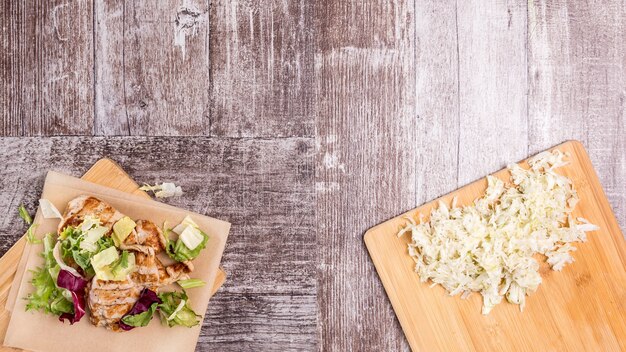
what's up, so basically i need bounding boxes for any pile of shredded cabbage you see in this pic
[398,150,599,314]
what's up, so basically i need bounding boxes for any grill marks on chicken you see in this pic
[58,195,197,331]
[132,253,161,291]
[87,278,142,331]
[120,220,165,256]
[125,219,193,286]
[58,195,123,234]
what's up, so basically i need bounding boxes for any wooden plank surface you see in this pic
[209,0,315,137]
[0,0,94,136]
[456,0,529,185]
[0,0,625,350]
[527,0,626,230]
[314,1,416,350]
[94,1,212,136]
[0,137,315,351]
[365,141,626,351]
[414,0,459,204]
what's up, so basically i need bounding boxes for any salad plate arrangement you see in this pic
[3,171,230,352]
[26,195,208,331]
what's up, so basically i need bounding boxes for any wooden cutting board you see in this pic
[0,158,226,351]
[365,141,626,351]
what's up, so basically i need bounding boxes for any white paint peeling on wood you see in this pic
[174,0,202,60]
[93,1,129,136]
[527,0,554,145]
[51,2,70,42]
[322,152,345,173]
[209,0,313,137]
[47,72,71,84]
[319,46,400,69]
[315,181,340,193]
[456,0,529,186]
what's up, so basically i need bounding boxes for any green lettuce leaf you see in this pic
[60,226,114,278]
[18,204,32,224]
[157,291,200,327]
[110,250,135,278]
[177,279,206,289]
[165,230,209,262]
[120,302,159,327]
[25,233,74,316]
[26,224,41,244]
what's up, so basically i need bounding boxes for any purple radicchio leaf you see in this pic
[56,269,87,325]
[119,288,162,331]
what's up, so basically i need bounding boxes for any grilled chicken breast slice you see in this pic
[87,277,142,331]
[58,196,199,331]
[58,195,123,233]
[120,219,166,255]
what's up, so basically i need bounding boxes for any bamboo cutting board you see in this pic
[365,141,626,351]
[0,158,226,351]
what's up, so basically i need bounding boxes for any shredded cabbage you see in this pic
[139,182,183,198]
[398,150,599,314]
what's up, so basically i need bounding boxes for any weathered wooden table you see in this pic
[1,1,624,351]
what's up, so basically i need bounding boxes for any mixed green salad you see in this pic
[21,198,211,330]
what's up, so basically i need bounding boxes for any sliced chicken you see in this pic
[120,220,166,255]
[87,277,142,331]
[124,219,193,286]
[156,257,193,286]
[58,196,198,331]
[131,252,161,291]
[58,195,123,233]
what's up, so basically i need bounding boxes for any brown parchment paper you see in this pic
[3,171,230,352]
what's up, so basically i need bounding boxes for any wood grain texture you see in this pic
[0,0,94,136]
[0,137,315,351]
[365,141,626,352]
[314,1,416,350]
[94,0,211,136]
[414,0,459,204]
[1,0,626,350]
[93,0,128,136]
[456,0,529,186]
[209,0,314,137]
[528,0,626,230]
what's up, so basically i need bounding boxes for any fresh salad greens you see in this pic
[109,250,135,279]
[165,218,209,262]
[119,289,162,330]
[26,224,41,244]
[56,269,88,324]
[18,204,32,224]
[157,290,200,327]
[23,198,209,331]
[18,204,41,244]
[59,225,115,277]
[165,233,208,262]
[25,234,74,316]
[120,289,201,329]
[177,278,206,289]
[121,302,159,328]
[91,246,135,281]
